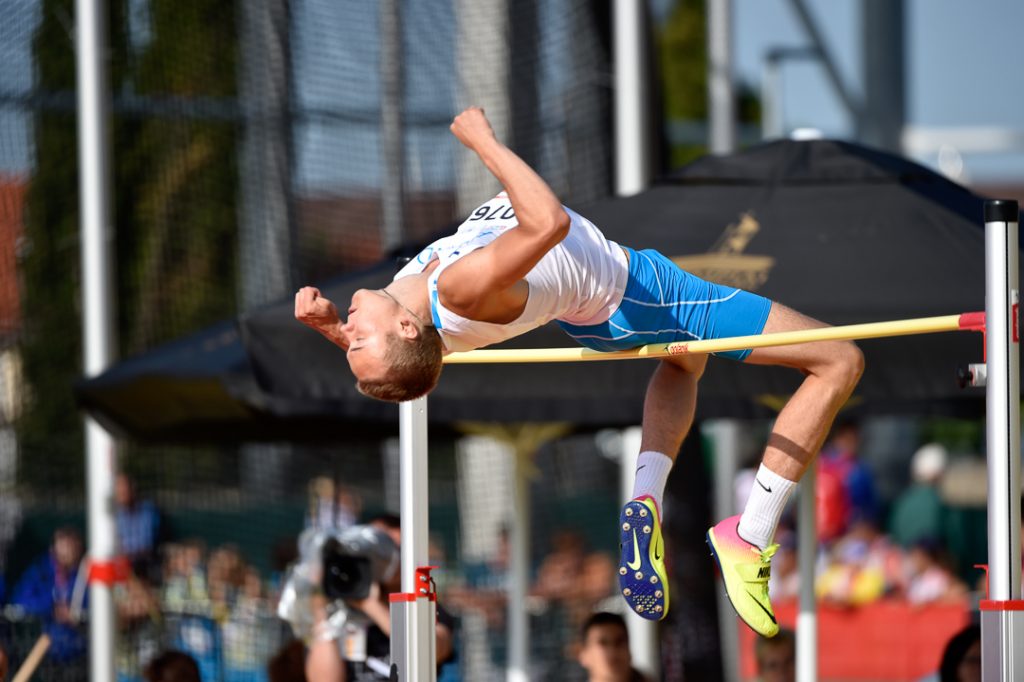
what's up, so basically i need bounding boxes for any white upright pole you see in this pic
[508,449,529,682]
[707,0,735,154]
[75,0,118,680]
[400,399,430,593]
[619,427,659,679]
[761,55,782,140]
[379,0,405,252]
[707,420,741,682]
[980,199,1024,682]
[613,0,650,196]
[796,464,818,682]
[392,397,436,681]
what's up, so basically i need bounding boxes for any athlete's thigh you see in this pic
[743,302,846,371]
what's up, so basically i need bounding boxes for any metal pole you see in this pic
[761,47,822,141]
[508,449,529,682]
[613,0,649,196]
[796,463,818,682]
[455,0,509,214]
[75,0,118,679]
[708,420,741,682]
[707,0,735,154]
[860,0,905,152]
[980,199,1023,682]
[237,0,292,508]
[761,54,782,140]
[379,0,405,252]
[392,397,435,681]
[619,426,659,679]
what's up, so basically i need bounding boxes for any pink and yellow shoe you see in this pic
[706,514,780,638]
[617,495,669,620]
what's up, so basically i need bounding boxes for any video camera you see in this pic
[321,525,400,602]
[277,524,401,639]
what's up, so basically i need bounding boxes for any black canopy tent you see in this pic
[77,139,1000,442]
[238,140,992,427]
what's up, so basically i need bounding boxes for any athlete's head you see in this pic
[342,288,443,401]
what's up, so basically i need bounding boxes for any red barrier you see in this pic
[738,599,970,681]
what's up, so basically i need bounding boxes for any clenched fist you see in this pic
[450,106,496,150]
[294,286,340,331]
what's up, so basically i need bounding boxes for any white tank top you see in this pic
[393,193,628,352]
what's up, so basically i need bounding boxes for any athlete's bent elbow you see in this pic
[548,208,571,243]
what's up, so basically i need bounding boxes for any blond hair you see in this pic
[357,326,444,402]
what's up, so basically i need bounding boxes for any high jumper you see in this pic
[294,106,864,637]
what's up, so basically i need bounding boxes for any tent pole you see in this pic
[980,199,1023,681]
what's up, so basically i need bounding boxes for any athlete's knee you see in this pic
[830,341,864,389]
[662,354,706,379]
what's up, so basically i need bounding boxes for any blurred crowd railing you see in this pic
[737,599,971,681]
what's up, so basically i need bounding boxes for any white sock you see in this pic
[631,451,674,513]
[737,464,797,549]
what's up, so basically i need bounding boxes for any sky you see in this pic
[731,0,1024,183]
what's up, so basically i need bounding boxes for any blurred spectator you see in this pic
[754,628,795,682]
[307,478,362,532]
[532,529,589,607]
[446,526,511,674]
[143,650,201,682]
[305,518,455,681]
[937,624,981,682]
[530,529,618,678]
[115,571,162,680]
[901,540,968,605]
[816,518,903,606]
[162,540,209,613]
[223,565,274,682]
[268,640,307,682]
[890,443,949,549]
[207,545,247,620]
[11,526,87,662]
[576,612,646,682]
[819,420,880,533]
[115,473,162,580]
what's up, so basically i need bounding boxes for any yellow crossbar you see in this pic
[443,314,973,364]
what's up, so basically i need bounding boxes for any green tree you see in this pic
[658,0,760,167]
[18,0,239,491]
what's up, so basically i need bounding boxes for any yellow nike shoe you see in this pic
[617,496,669,620]
[706,514,780,638]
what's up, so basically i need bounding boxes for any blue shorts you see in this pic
[558,247,772,361]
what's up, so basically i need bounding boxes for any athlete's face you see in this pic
[342,288,402,381]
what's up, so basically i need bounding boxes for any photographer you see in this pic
[282,515,454,681]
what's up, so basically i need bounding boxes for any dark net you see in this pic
[0,0,615,679]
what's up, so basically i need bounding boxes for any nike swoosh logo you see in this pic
[627,530,642,570]
[747,590,777,624]
[653,535,663,563]
[635,465,646,475]
[755,478,772,493]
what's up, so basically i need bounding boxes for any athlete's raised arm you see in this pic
[439,107,570,317]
